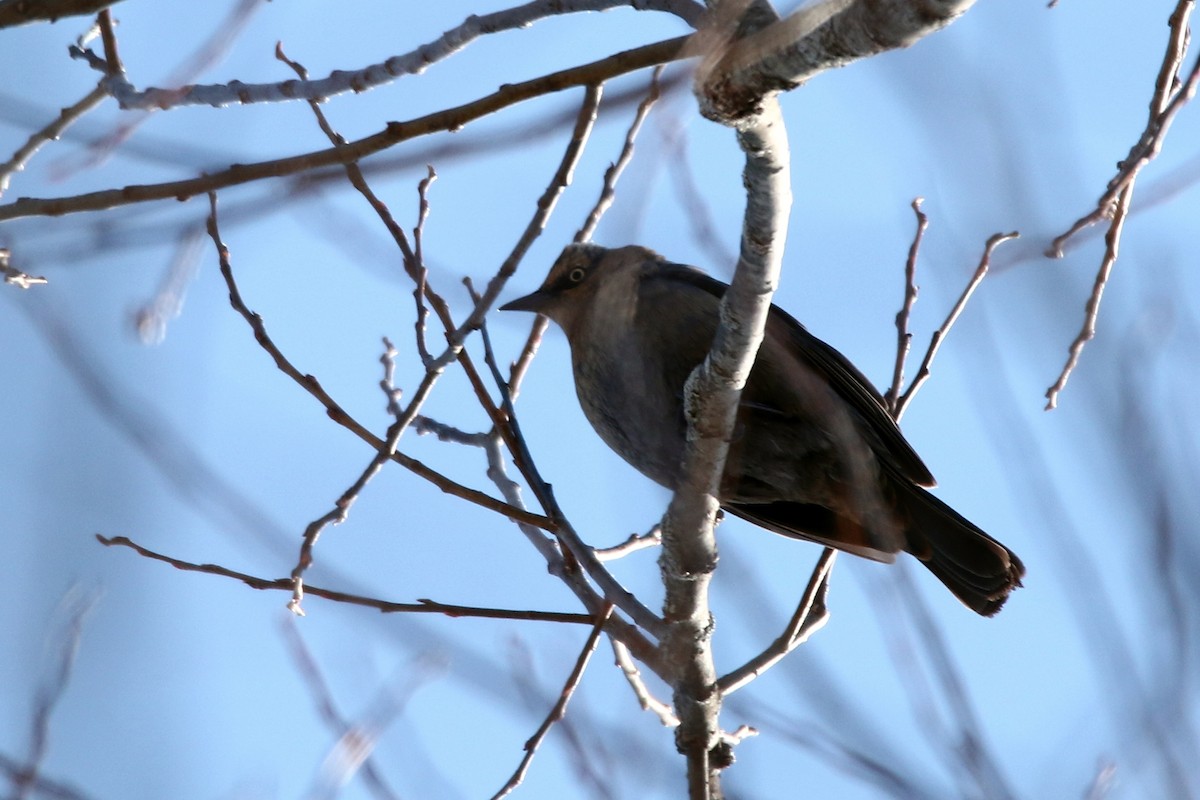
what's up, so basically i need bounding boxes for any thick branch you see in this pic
[659,95,792,795]
[697,0,976,121]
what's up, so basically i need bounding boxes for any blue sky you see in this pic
[1,1,1197,798]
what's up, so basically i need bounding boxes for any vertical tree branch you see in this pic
[659,94,791,797]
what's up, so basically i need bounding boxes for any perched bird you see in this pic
[501,243,1024,615]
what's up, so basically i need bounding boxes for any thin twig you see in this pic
[413,415,490,447]
[1044,196,1128,411]
[575,67,663,243]
[1043,1,1197,408]
[1047,0,1197,258]
[70,0,261,174]
[885,198,927,410]
[894,231,1019,421]
[0,36,691,222]
[79,1,703,111]
[717,548,836,694]
[203,190,427,615]
[276,45,540,611]
[664,125,738,268]
[0,84,108,197]
[413,166,437,367]
[611,639,679,727]
[593,525,663,561]
[476,300,668,643]
[507,317,550,401]
[131,225,205,344]
[199,192,550,529]
[380,337,405,418]
[490,604,613,800]
[97,534,602,625]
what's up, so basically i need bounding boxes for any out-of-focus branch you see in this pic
[0,35,690,223]
[10,588,98,800]
[1047,0,1197,259]
[280,621,403,800]
[696,0,976,122]
[490,605,612,799]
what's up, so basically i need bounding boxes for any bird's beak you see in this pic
[499,290,553,314]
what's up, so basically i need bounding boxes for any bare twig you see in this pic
[490,604,613,800]
[664,126,738,268]
[1044,198,1128,411]
[413,415,490,447]
[717,548,836,694]
[79,1,703,111]
[203,190,428,615]
[199,191,550,528]
[0,84,108,197]
[1044,1,1197,408]
[612,639,680,727]
[272,49,471,613]
[576,67,663,243]
[593,525,663,561]
[0,36,691,223]
[1048,0,1197,258]
[507,315,550,401]
[64,0,262,173]
[0,0,125,29]
[380,337,405,418]
[96,534,603,625]
[885,198,927,408]
[893,231,1019,421]
[887,567,1018,798]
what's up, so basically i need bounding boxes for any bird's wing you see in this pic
[652,262,937,488]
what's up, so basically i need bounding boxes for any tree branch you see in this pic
[0,36,690,222]
[659,94,792,796]
[74,0,702,111]
[696,0,976,121]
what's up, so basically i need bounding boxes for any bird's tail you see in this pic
[899,483,1025,616]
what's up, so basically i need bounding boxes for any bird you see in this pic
[500,243,1024,615]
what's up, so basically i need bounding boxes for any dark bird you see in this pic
[501,243,1024,615]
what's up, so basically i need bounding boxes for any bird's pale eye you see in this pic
[568,267,586,283]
